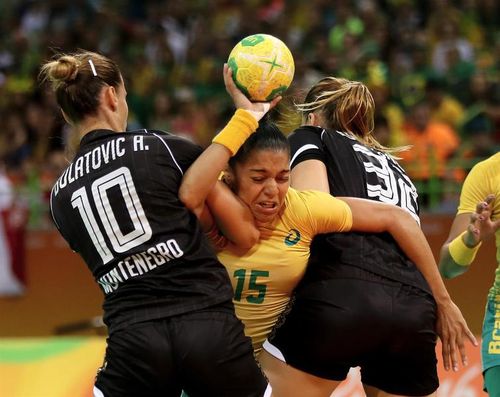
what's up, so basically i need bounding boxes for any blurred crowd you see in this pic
[0,0,499,230]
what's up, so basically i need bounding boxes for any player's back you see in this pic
[50,129,233,332]
[289,126,430,293]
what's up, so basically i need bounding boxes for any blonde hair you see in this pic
[299,77,404,153]
[39,50,121,124]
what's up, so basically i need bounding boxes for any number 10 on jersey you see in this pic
[71,167,152,264]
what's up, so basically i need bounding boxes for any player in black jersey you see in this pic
[259,77,477,396]
[40,50,271,397]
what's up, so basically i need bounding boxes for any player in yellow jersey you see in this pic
[439,152,500,396]
[179,64,475,369]
[216,124,352,354]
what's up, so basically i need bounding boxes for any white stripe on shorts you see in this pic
[263,383,273,397]
[262,339,287,363]
[93,386,105,397]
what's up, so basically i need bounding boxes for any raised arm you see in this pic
[179,64,280,248]
[338,196,478,372]
[439,195,499,278]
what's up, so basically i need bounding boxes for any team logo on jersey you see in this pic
[284,229,301,246]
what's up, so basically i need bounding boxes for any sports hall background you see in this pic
[0,1,498,396]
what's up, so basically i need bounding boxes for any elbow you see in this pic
[241,230,260,250]
[179,185,203,214]
[232,229,259,251]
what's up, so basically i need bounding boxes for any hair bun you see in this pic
[50,55,79,83]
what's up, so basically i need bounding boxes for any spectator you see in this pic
[0,0,496,219]
[400,100,460,208]
[424,77,465,130]
[451,113,499,177]
[0,163,24,296]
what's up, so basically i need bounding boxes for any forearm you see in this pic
[340,197,453,303]
[179,109,258,214]
[389,211,452,304]
[206,182,260,249]
[179,144,232,216]
[439,247,470,279]
[439,229,481,278]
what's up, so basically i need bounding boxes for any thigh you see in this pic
[95,321,181,397]
[173,309,267,397]
[361,285,438,396]
[259,350,340,397]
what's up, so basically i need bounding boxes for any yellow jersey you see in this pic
[457,152,500,298]
[218,188,353,353]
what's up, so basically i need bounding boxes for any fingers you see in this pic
[269,95,282,110]
[466,327,478,347]
[466,223,480,237]
[223,64,246,105]
[441,338,451,371]
[455,324,478,369]
[458,339,468,368]
[470,200,488,230]
[438,302,479,372]
[449,337,459,372]
[469,194,499,237]
[443,324,478,372]
[476,194,495,215]
[223,63,279,115]
[442,334,462,372]
[222,63,231,90]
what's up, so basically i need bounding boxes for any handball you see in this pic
[227,33,295,102]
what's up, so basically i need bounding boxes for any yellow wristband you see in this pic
[212,109,258,155]
[448,231,482,266]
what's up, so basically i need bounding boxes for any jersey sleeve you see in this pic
[457,159,493,214]
[296,189,353,235]
[288,126,326,169]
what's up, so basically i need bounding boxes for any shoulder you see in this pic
[138,129,202,153]
[458,153,500,213]
[285,188,334,210]
[468,153,500,178]
[288,125,324,141]
[288,126,328,167]
[284,188,353,234]
[129,129,203,173]
[138,129,199,145]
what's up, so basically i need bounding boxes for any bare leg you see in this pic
[259,350,341,397]
[363,384,437,397]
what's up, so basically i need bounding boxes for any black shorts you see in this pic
[95,306,267,397]
[265,270,438,396]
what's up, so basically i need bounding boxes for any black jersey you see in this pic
[288,126,430,293]
[50,129,234,333]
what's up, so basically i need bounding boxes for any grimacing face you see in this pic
[231,149,290,225]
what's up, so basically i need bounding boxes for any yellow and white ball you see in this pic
[228,34,295,102]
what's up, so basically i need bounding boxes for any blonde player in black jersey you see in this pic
[255,77,478,397]
[41,50,276,397]
[180,67,476,397]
